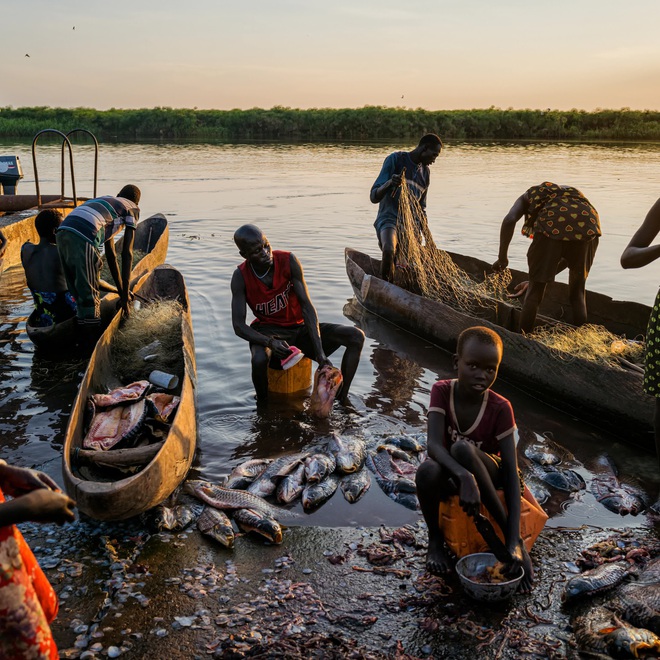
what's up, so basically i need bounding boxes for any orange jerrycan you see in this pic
[267,357,312,394]
[438,486,548,559]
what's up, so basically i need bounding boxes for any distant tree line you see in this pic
[1,106,660,141]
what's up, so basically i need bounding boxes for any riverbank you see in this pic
[22,512,659,659]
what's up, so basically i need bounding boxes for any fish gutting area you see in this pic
[19,515,660,659]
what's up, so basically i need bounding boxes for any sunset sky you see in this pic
[6,0,660,111]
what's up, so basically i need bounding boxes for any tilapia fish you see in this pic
[233,508,283,544]
[184,480,297,519]
[304,452,336,484]
[530,462,585,493]
[574,606,621,656]
[225,458,271,489]
[606,620,660,659]
[248,452,308,498]
[147,393,180,422]
[390,491,420,511]
[366,449,417,494]
[302,475,339,510]
[562,562,633,604]
[309,365,343,417]
[154,503,198,531]
[613,581,660,635]
[197,507,235,548]
[591,456,647,516]
[83,398,151,450]
[522,430,575,466]
[340,469,371,503]
[277,463,306,504]
[91,380,151,408]
[384,434,426,453]
[327,434,366,474]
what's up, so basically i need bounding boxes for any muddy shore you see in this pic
[20,513,660,659]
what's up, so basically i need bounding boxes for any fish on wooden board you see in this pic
[276,463,306,504]
[309,365,343,417]
[304,452,336,484]
[562,562,634,604]
[83,398,153,451]
[247,452,308,498]
[184,480,297,519]
[327,434,367,474]
[197,507,235,549]
[590,455,647,516]
[233,508,283,544]
[91,381,151,408]
[154,503,200,531]
[225,458,272,490]
[340,469,371,504]
[302,475,339,510]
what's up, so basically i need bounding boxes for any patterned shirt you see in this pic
[429,379,517,456]
[58,196,140,249]
[522,182,600,242]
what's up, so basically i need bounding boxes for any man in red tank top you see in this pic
[231,225,364,405]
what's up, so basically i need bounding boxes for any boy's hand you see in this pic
[0,464,60,497]
[390,173,403,188]
[507,281,529,299]
[492,257,509,272]
[458,475,480,517]
[269,338,292,359]
[15,489,76,525]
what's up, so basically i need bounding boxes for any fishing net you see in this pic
[100,249,148,283]
[394,175,512,311]
[110,300,184,383]
[528,323,645,368]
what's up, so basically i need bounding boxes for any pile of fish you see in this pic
[590,455,648,516]
[565,539,660,658]
[83,381,180,459]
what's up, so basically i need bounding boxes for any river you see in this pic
[0,139,659,532]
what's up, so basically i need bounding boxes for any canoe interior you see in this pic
[63,265,197,520]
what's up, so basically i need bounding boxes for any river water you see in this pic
[1,139,659,531]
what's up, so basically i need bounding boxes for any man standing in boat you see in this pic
[492,182,601,333]
[56,185,140,346]
[231,224,365,405]
[370,134,443,283]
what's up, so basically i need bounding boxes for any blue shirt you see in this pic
[371,151,430,229]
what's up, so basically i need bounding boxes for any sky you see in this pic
[5,0,660,111]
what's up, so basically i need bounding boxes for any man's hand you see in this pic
[317,355,332,369]
[0,464,60,497]
[458,474,480,518]
[269,338,292,359]
[507,281,529,299]
[390,173,403,189]
[15,489,76,525]
[120,293,131,317]
[492,257,509,272]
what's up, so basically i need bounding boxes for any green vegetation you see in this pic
[2,106,660,141]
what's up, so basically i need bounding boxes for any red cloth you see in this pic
[0,486,59,659]
[238,250,304,327]
[429,379,516,455]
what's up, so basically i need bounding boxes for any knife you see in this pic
[470,511,512,564]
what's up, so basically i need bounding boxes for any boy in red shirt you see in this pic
[416,326,533,591]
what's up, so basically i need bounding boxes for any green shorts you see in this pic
[644,288,660,396]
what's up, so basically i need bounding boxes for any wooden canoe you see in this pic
[62,264,197,521]
[26,213,169,351]
[345,248,655,447]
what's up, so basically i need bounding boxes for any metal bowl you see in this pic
[455,552,524,602]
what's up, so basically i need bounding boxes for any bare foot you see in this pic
[425,537,453,575]
[519,544,534,593]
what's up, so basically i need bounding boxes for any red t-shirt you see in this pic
[238,250,304,327]
[428,379,516,456]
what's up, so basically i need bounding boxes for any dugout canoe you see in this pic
[345,248,655,447]
[26,213,169,351]
[62,264,197,521]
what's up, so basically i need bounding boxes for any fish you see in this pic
[154,503,199,531]
[248,452,308,498]
[605,619,660,658]
[522,430,575,466]
[276,463,306,504]
[184,480,297,519]
[376,444,418,464]
[562,562,634,604]
[610,558,660,634]
[518,456,551,504]
[304,452,336,484]
[573,606,622,656]
[591,455,647,516]
[384,434,426,453]
[389,491,420,511]
[91,380,151,408]
[309,365,343,417]
[225,458,272,490]
[366,449,417,494]
[197,507,235,548]
[146,393,180,422]
[340,469,371,503]
[302,475,339,510]
[83,398,152,450]
[233,508,283,544]
[529,462,586,492]
[327,434,367,474]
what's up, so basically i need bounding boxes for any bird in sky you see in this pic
[401,95,404,99]
[25,53,30,57]
[73,26,75,30]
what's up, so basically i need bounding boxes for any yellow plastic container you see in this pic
[438,486,548,559]
[267,357,312,394]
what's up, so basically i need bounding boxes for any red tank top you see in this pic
[238,250,304,327]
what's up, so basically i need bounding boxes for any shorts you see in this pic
[487,453,526,496]
[252,322,345,369]
[644,288,660,396]
[55,229,102,321]
[527,234,598,283]
[374,217,398,247]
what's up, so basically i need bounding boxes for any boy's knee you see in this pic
[415,458,442,489]
[347,327,365,349]
[450,438,476,465]
[251,348,269,372]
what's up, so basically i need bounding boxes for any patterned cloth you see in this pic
[29,290,77,327]
[644,288,660,396]
[522,182,601,242]
[0,487,59,659]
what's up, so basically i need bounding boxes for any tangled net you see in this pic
[394,175,512,312]
[529,323,645,368]
[100,249,148,283]
[110,299,184,383]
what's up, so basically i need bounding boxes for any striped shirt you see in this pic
[58,196,140,248]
